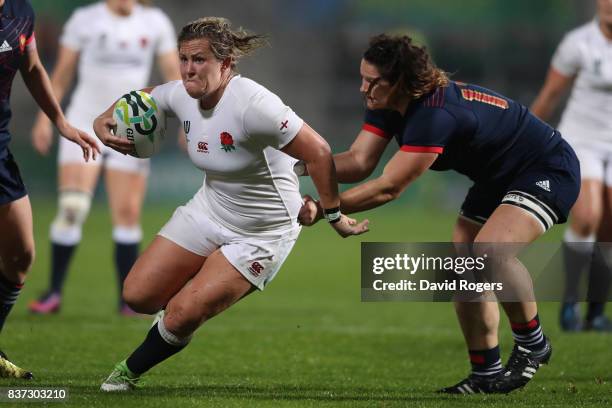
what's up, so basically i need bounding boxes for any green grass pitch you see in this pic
[1,200,610,407]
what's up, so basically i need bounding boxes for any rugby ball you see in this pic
[113,90,166,158]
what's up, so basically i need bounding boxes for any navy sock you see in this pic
[125,322,187,375]
[562,242,591,303]
[50,243,77,294]
[511,314,546,351]
[0,273,22,333]
[114,242,139,304]
[587,302,605,322]
[468,346,503,377]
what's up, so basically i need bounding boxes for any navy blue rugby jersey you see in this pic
[363,81,562,184]
[0,0,35,152]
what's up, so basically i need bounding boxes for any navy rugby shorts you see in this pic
[460,138,580,231]
[0,148,28,206]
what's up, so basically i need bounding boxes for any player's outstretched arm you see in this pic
[294,128,390,183]
[19,43,99,162]
[342,150,437,214]
[282,123,369,237]
[31,46,79,155]
[298,150,437,226]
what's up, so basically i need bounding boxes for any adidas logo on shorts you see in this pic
[535,180,550,192]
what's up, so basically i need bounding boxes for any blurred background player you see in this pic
[299,34,580,394]
[28,0,180,316]
[93,17,368,391]
[0,0,99,378]
[531,0,612,331]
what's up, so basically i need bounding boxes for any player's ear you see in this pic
[221,57,232,70]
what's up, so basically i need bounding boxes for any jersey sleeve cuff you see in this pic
[400,145,444,154]
[362,124,391,139]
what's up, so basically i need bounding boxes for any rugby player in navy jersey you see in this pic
[0,0,99,378]
[299,34,580,394]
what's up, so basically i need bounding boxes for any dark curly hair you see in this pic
[364,34,448,104]
[178,17,267,68]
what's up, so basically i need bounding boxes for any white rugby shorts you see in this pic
[559,122,612,185]
[158,197,301,290]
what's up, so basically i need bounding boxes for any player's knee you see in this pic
[164,305,204,338]
[471,241,496,260]
[50,191,92,245]
[122,286,160,314]
[2,246,35,279]
[571,208,601,235]
[572,221,599,237]
[114,203,141,227]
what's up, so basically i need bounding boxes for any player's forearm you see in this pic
[34,67,73,125]
[339,176,402,214]
[333,150,371,183]
[530,92,561,122]
[306,148,341,210]
[21,62,67,128]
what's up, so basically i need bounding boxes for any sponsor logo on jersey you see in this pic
[535,180,551,192]
[183,120,190,134]
[280,120,289,132]
[220,132,236,152]
[248,261,265,277]
[0,40,13,53]
[19,35,26,53]
[197,141,209,153]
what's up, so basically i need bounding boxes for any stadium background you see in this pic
[3,1,610,406]
[14,0,593,206]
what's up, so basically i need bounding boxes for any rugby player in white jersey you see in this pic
[28,0,180,316]
[92,17,369,391]
[531,0,612,331]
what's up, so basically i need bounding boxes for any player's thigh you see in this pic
[569,179,604,233]
[164,249,256,335]
[105,167,147,226]
[476,204,543,245]
[597,185,612,241]
[568,144,605,231]
[58,163,101,194]
[456,182,496,244]
[0,195,34,280]
[123,235,205,312]
[453,216,481,244]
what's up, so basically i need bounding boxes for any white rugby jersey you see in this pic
[152,77,304,233]
[61,2,176,118]
[552,19,612,137]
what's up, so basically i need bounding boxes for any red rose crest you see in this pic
[220,132,235,152]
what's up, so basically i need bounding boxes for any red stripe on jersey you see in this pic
[362,124,390,139]
[400,145,444,154]
[25,33,35,45]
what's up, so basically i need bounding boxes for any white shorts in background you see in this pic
[559,122,612,185]
[58,111,150,175]
[158,198,301,290]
